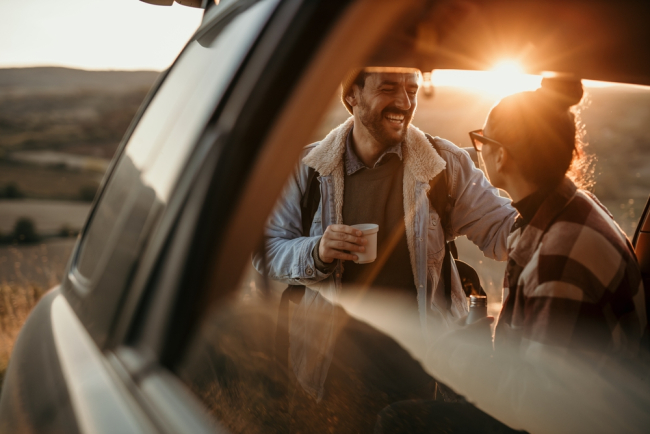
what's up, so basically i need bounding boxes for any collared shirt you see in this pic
[344,128,403,175]
[510,187,553,232]
[496,177,645,360]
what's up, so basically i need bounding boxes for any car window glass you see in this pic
[74,0,278,282]
[176,80,650,433]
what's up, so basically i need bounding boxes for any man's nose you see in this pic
[394,86,412,110]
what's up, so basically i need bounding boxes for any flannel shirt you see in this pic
[495,177,647,362]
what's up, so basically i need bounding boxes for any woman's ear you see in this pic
[494,146,508,173]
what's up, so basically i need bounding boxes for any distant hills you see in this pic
[0,67,160,159]
[0,67,160,202]
[0,67,159,93]
[1,67,649,235]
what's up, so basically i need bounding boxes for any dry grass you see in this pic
[0,162,103,201]
[0,282,46,386]
[0,240,75,389]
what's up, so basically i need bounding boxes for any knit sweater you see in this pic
[341,152,415,295]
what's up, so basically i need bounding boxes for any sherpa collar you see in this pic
[303,116,445,183]
[302,116,446,290]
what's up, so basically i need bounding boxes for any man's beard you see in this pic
[357,96,413,148]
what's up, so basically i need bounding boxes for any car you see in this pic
[1,0,649,432]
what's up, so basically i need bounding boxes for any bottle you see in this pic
[466,295,488,325]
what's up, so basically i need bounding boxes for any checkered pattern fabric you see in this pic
[495,178,647,361]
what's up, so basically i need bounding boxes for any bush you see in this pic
[0,183,25,199]
[12,218,39,244]
[58,225,78,238]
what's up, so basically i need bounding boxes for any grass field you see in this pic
[0,239,76,387]
[0,162,103,201]
[0,199,91,235]
[0,67,153,391]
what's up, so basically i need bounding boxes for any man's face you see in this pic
[353,72,419,147]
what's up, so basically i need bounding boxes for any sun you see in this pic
[430,60,541,97]
[492,60,523,75]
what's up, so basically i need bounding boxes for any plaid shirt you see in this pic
[495,178,647,362]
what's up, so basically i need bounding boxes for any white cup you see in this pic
[351,223,379,264]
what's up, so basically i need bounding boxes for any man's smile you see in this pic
[384,113,405,125]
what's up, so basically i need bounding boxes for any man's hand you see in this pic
[318,224,368,263]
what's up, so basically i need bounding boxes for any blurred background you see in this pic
[2,0,650,390]
[0,0,203,384]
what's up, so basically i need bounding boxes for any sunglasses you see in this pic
[469,129,506,153]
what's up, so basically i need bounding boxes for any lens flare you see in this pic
[431,60,541,97]
[492,60,523,74]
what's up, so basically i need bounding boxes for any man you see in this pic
[254,69,515,404]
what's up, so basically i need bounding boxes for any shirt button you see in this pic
[306,267,314,276]
[336,273,341,278]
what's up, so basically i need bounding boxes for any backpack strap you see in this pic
[301,167,321,236]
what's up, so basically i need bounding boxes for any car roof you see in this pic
[367,0,650,86]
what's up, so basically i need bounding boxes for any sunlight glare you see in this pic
[431,60,541,98]
[492,60,523,75]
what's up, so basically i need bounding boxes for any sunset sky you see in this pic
[0,0,613,96]
[0,0,203,71]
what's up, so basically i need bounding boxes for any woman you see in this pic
[472,77,646,361]
[421,78,650,433]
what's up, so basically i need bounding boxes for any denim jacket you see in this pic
[254,117,515,399]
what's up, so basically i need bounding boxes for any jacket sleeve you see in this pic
[439,140,516,261]
[252,157,333,286]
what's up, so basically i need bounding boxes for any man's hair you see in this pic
[341,68,366,114]
[340,69,422,114]
[352,71,369,90]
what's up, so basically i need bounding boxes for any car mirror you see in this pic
[139,0,206,8]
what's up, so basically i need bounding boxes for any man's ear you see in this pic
[345,84,359,108]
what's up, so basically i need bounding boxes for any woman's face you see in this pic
[479,123,504,189]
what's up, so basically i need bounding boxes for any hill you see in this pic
[0,67,160,159]
[0,67,159,93]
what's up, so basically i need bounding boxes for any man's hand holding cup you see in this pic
[319,224,378,264]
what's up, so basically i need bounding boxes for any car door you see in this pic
[0,0,292,432]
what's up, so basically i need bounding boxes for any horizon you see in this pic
[0,66,160,72]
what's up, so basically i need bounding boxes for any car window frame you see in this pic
[103,0,425,430]
[61,0,283,350]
